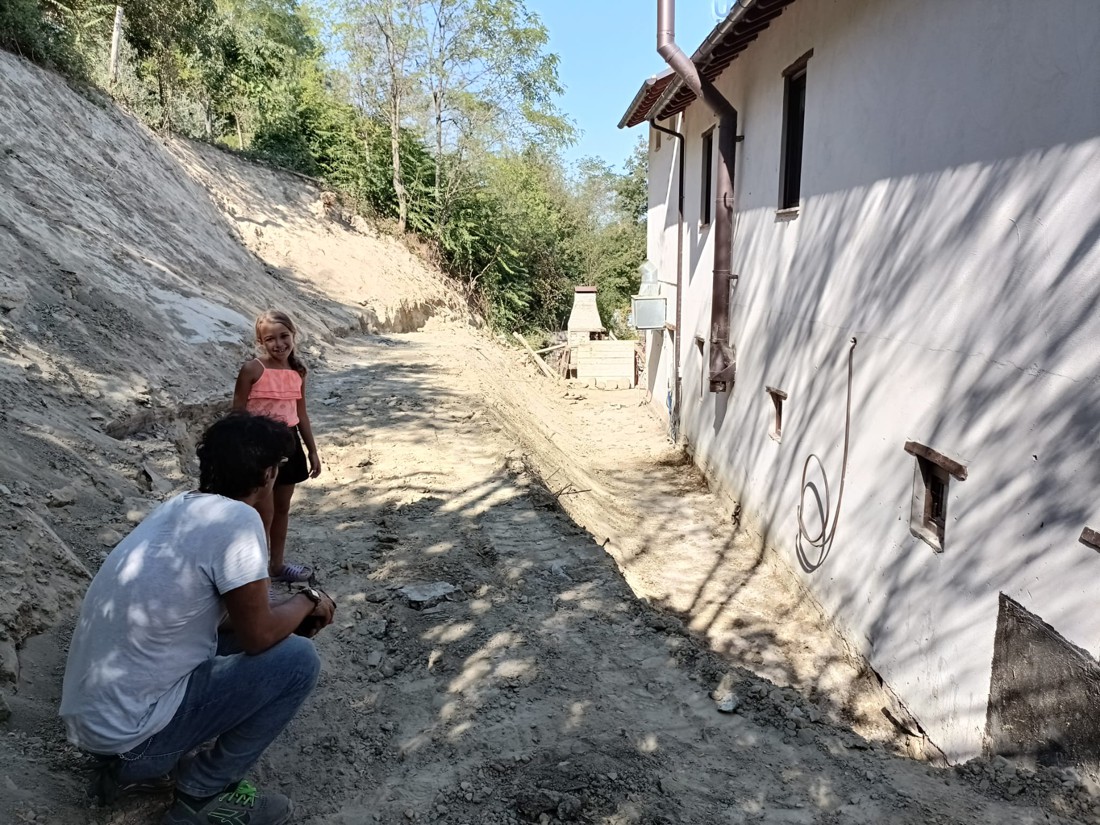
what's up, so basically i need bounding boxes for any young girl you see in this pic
[233,310,321,582]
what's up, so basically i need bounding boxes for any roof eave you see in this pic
[617,68,675,129]
[620,0,800,126]
[648,0,763,120]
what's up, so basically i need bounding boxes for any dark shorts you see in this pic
[278,426,310,486]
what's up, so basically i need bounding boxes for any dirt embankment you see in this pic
[0,49,466,668]
[2,50,1099,825]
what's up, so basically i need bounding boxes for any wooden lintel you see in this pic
[904,441,968,481]
[1080,527,1100,552]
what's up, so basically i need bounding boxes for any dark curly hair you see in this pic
[197,412,294,499]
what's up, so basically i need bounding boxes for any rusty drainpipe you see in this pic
[656,0,740,392]
[649,117,685,436]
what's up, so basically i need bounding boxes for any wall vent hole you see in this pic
[904,441,967,553]
[765,386,787,442]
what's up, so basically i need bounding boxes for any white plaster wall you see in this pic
[643,0,1100,760]
[644,120,684,418]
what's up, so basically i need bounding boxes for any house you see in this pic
[620,0,1100,765]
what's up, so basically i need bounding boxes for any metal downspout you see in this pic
[650,118,685,437]
[656,0,746,392]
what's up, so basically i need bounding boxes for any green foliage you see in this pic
[617,134,648,226]
[589,136,647,333]
[123,0,215,61]
[438,185,529,328]
[485,149,584,329]
[123,0,217,125]
[0,0,111,77]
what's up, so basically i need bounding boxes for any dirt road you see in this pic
[9,327,1078,825]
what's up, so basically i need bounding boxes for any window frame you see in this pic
[779,50,813,213]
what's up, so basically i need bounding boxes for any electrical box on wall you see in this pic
[630,295,667,330]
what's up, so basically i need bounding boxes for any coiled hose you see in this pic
[796,337,857,572]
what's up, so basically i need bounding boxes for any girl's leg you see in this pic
[269,483,296,577]
[255,485,275,558]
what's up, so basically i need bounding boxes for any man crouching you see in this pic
[60,411,336,825]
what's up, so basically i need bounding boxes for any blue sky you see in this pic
[529,1,720,171]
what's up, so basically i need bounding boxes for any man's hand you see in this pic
[296,590,336,638]
[225,580,319,654]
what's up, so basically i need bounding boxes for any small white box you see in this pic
[631,296,667,330]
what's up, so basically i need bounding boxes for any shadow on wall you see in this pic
[674,134,1100,761]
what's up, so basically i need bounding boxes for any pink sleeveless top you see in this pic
[246,364,301,427]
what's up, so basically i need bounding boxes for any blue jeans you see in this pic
[116,634,320,797]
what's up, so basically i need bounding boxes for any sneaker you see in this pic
[89,757,173,805]
[161,780,292,825]
[270,562,313,583]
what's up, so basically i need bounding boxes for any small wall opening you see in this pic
[700,128,714,226]
[904,441,967,553]
[695,336,705,400]
[765,386,786,442]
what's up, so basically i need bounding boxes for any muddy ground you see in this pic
[1,47,1099,825]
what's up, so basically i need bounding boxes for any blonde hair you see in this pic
[255,310,307,377]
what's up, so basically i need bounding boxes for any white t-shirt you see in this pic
[60,492,268,754]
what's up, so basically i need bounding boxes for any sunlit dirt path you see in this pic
[237,328,1085,825]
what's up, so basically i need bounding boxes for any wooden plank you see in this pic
[903,441,968,481]
[513,332,558,381]
[1080,527,1100,552]
[534,342,567,355]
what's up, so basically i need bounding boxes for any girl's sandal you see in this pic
[271,562,314,583]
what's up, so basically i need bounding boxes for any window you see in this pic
[766,387,786,442]
[904,441,967,553]
[700,128,714,226]
[780,50,812,211]
[654,126,662,151]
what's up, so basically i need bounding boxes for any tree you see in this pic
[205,0,316,145]
[565,138,647,334]
[123,0,217,126]
[337,0,422,232]
[414,0,573,235]
[616,134,648,226]
[0,0,113,77]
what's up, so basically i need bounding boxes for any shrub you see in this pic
[0,0,91,77]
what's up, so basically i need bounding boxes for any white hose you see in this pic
[796,337,857,571]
